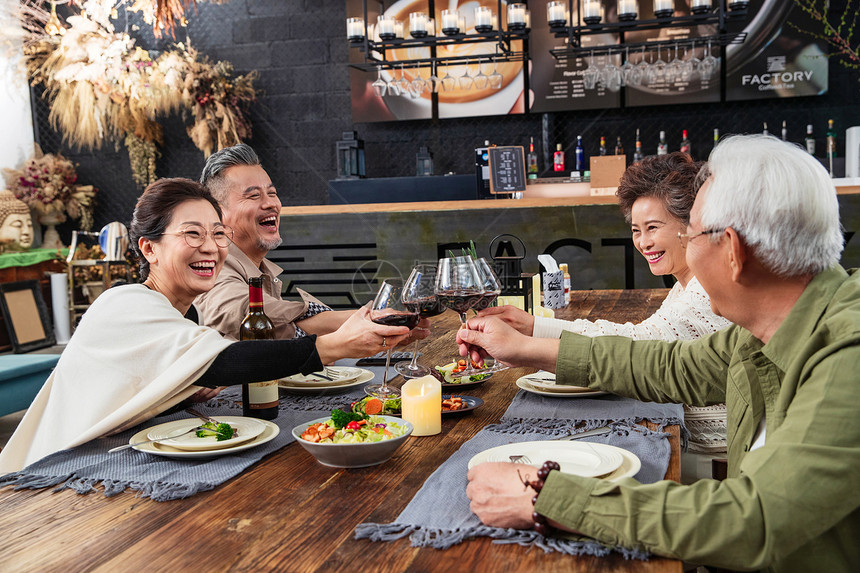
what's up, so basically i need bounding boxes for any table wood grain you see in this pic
[0,289,678,573]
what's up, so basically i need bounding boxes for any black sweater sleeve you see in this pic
[194,335,324,388]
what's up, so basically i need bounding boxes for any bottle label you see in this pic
[249,284,264,305]
[806,139,816,155]
[680,143,690,154]
[247,381,279,409]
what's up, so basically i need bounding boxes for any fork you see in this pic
[509,455,532,464]
[109,426,206,452]
[185,407,220,425]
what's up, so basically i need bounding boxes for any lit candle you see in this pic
[547,1,567,26]
[409,12,428,38]
[458,14,466,33]
[474,6,492,32]
[401,375,441,436]
[395,20,404,39]
[654,0,673,17]
[377,14,396,40]
[441,9,459,35]
[583,0,602,23]
[507,3,526,30]
[425,17,435,36]
[524,9,531,29]
[346,17,364,41]
[618,0,638,20]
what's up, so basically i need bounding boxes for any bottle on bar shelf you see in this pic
[615,136,624,156]
[680,129,691,155]
[633,129,644,163]
[763,122,769,136]
[553,143,565,172]
[239,276,279,420]
[713,128,720,153]
[527,136,539,178]
[826,119,837,177]
[575,135,585,171]
[657,131,668,155]
[599,136,607,156]
[805,124,816,155]
[781,120,788,142]
[559,263,571,304]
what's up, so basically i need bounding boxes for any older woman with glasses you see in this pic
[0,178,410,473]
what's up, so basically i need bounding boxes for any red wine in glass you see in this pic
[397,264,445,378]
[366,278,418,398]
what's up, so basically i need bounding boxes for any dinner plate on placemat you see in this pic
[517,372,594,393]
[279,369,374,394]
[131,419,280,459]
[146,416,267,451]
[441,395,483,417]
[515,378,608,398]
[280,366,364,387]
[468,441,638,481]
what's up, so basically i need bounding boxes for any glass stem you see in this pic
[381,349,392,390]
[408,339,420,369]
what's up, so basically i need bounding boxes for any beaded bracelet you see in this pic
[519,460,561,535]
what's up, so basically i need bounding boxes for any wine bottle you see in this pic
[599,136,607,156]
[713,128,720,153]
[679,129,691,155]
[657,131,668,155]
[762,122,769,136]
[553,143,565,172]
[615,136,624,156]
[559,263,571,304]
[575,136,585,171]
[826,119,837,177]
[527,137,539,178]
[239,276,279,420]
[633,129,644,163]
[781,120,788,142]
[805,124,816,155]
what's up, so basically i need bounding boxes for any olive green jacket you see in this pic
[537,265,860,572]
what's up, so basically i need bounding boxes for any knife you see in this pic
[553,426,611,441]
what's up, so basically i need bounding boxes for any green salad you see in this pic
[433,361,492,384]
[300,410,408,444]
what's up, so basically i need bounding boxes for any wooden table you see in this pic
[0,289,678,573]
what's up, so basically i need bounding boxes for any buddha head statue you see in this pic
[0,190,34,249]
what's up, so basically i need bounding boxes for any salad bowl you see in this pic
[291,415,413,468]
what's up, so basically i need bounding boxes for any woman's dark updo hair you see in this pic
[130,178,223,281]
[616,152,705,225]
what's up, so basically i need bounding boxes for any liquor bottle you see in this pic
[781,120,788,142]
[599,136,607,156]
[553,143,565,172]
[657,131,668,155]
[559,263,571,304]
[527,137,539,178]
[633,129,644,163]
[239,276,279,420]
[679,129,691,155]
[615,136,624,156]
[762,122,769,136]
[713,128,720,152]
[826,119,837,177]
[575,136,585,171]
[805,124,816,155]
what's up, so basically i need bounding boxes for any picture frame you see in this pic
[0,280,55,353]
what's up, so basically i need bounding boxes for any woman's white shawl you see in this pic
[0,284,232,473]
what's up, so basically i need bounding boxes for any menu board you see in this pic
[488,146,526,194]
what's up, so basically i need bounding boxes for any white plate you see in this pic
[516,378,608,398]
[278,369,375,394]
[130,419,280,459]
[146,416,267,451]
[518,372,594,393]
[280,366,364,387]
[468,441,640,481]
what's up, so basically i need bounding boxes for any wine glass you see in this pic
[621,46,640,87]
[435,256,483,325]
[366,278,419,398]
[457,62,474,90]
[395,264,446,378]
[667,43,683,83]
[386,68,401,96]
[680,44,695,82]
[488,56,503,89]
[372,68,387,98]
[396,64,411,96]
[687,41,702,80]
[602,50,622,93]
[456,257,509,377]
[700,40,718,81]
[440,62,457,92]
[427,62,441,93]
[650,45,666,83]
[636,46,649,84]
[472,61,489,89]
[582,51,599,90]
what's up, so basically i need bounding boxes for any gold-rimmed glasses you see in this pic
[677,228,722,247]
[163,224,234,248]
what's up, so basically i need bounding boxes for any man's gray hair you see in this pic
[199,144,261,204]
[702,134,843,277]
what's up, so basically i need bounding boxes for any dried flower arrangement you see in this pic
[3,149,97,231]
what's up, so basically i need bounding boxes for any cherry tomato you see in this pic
[345,421,361,431]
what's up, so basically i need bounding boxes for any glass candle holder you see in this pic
[441,9,460,35]
[507,3,526,31]
[691,0,712,14]
[728,1,748,10]
[346,17,364,42]
[377,14,396,40]
[474,6,493,32]
[458,14,466,33]
[394,20,404,39]
[583,0,602,25]
[409,12,428,38]
[524,9,531,30]
[654,0,674,18]
[425,17,435,36]
[617,0,638,21]
[547,1,567,27]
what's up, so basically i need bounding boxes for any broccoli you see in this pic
[330,408,366,429]
[195,422,236,441]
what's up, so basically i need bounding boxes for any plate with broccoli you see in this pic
[146,416,267,451]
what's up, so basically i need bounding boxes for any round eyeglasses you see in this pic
[677,228,722,248]
[162,224,234,248]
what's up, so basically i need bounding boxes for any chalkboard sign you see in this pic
[488,146,527,194]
